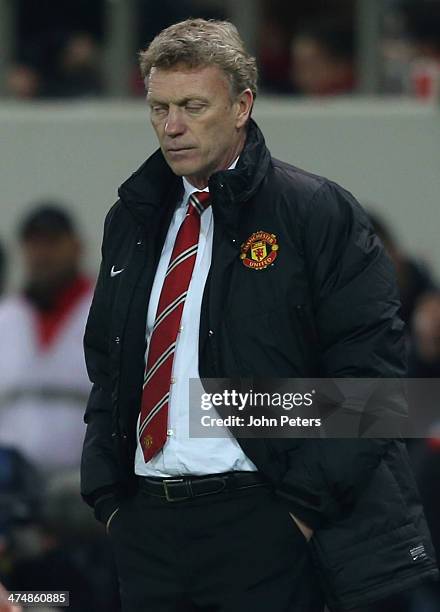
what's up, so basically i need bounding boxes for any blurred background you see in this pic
[0,1,439,611]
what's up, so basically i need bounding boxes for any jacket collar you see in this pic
[118,119,271,228]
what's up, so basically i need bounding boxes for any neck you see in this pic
[184,129,246,190]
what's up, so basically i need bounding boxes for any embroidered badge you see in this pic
[143,434,153,449]
[240,231,279,270]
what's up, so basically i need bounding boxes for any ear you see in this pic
[235,89,254,129]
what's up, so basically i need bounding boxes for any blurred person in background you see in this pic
[410,292,440,378]
[0,204,93,475]
[407,2,440,64]
[5,65,42,100]
[290,19,356,96]
[0,446,45,588]
[0,208,118,612]
[45,32,103,98]
[257,19,294,94]
[13,0,104,99]
[5,470,120,612]
[405,2,440,100]
[7,33,103,100]
[368,211,437,329]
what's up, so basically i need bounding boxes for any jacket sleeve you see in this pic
[276,181,407,529]
[80,204,121,524]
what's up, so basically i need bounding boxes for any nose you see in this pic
[164,106,185,137]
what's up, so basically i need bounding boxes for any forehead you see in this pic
[147,64,230,101]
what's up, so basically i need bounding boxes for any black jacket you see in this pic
[81,120,438,611]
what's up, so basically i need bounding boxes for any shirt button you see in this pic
[208,330,214,337]
[167,429,174,436]
[170,377,176,384]
[179,325,184,332]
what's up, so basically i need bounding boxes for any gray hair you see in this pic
[139,18,258,100]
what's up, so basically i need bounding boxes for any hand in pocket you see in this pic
[289,513,313,541]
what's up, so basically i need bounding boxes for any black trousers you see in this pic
[108,483,325,612]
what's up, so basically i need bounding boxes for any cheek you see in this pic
[152,123,163,139]
[150,117,165,138]
[202,119,234,151]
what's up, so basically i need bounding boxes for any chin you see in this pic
[168,160,202,178]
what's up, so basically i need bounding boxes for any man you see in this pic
[0,204,93,473]
[290,20,355,96]
[80,19,438,612]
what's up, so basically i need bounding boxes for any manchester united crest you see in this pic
[143,434,153,449]
[240,231,279,270]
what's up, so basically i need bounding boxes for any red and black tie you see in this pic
[139,191,211,462]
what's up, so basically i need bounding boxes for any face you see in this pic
[414,295,440,361]
[291,37,351,96]
[291,38,332,95]
[22,233,81,289]
[147,64,253,188]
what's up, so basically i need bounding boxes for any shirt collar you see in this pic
[181,157,239,207]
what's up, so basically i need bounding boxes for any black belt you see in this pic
[138,471,268,502]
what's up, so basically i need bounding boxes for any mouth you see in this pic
[166,147,194,153]
[165,148,197,162]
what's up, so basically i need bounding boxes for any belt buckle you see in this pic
[163,478,187,502]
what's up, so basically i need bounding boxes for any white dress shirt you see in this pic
[135,160,257,476]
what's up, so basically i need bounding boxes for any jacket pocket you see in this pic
[314,458,411,560]
[311,521,437,610]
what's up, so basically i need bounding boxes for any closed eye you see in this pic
[185,103,205,111]
[151,105,168,116]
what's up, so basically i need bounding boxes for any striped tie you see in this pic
[139,191,211,462]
